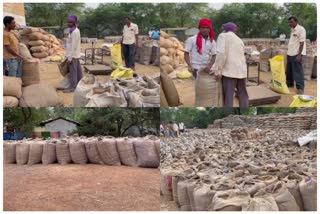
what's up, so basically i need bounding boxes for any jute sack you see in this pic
[254,181,300,211]
[160,30,170,39]
[160,64,174,74]
[20,27,41,36]
[177,180,192,211]
[69,141,88,164]
[211,190,250,211]
[22,59,40,87]
[28,142,43,164]
[56,140,72,164]
[30,45,48,53]
[193,184,216,211]
[116,138,137,166]
[283,173,304,211]
[160,47,168,56]
[160,169,173,201]
[244,196,279,211]
[160,38,174,49]
[4,96,19,107]
[73,75,96,107]
[134,139,159,168]
[195,69,223,107]
[28,40,45,46]
[84,140,104,164]
[20,84,63,107]
[19,43,33,61]
[4,142,16,164]
[160,70,181,106]
[16,143,30,165]
[187,181,197,211]
[160,86,169,107]
[32,51,49,59]
[299,178,317,211]
[29,32,44,41]
[96,138,121,165]
[3,76,22,98]
[42,142,57,164]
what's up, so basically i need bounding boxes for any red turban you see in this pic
[196,18,215,54]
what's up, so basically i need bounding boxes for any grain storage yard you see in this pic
[160,108,317,211]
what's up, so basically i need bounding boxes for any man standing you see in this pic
[184,18,216,79]
[3,16,23,77]
[287,16,306,95]
[212,22,248,107]
[173,121,179,138]
[121,17,139,71]
[64,14,82,93]
[167,121,174,138]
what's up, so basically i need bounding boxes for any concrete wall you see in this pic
[4,3,26,25]
[44,119,77,137]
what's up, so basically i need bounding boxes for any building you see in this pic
[35,117,81,138]
[3,3,26,26]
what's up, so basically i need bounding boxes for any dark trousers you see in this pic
[123,44,136,70]
[222,76,249,108]
[68,58,83,90]
[286,55,304,90]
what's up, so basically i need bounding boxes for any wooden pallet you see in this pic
[247,85,281,106]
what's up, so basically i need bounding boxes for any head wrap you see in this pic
[196,19,215,54]
[67,14,78,34]
[222,22,237,33]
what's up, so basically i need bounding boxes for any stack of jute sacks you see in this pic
[160,68,181,107]
[160,30,185,74]
[20,27,62,58]
[4,136,160,168]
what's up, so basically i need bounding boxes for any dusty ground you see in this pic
[173,65,317,107]
[40,40,159,106]
[4,164,160,211]
[160,195,178,211]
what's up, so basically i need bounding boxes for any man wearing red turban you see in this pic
[184,18,217,79]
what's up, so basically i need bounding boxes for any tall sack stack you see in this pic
[160,30,185,74]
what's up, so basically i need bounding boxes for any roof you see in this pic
[39,117,81,126]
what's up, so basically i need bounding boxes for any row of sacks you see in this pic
[73,74,160,107]
[135,40,160,66]
[161,172,316,211]
[20,27,63,58]
[4,136,160,168]
[160,31,185,74]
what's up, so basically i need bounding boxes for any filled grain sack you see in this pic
[42,142,57,164]
[4,96,19,107]
[41,34,50,41]
[30,45,48,53]
[116,138,137,166]
[254,181,300,211]
[160,169,173,201]
[28,142,43,164]
[20,27,41,36]
[139,42,153,65]
[193,184,216,211]
[86,90,127,107]
[160,47,168,56]
[160,85,169,107]
[19,43,33,61]
[69,141,88,164]
[96,138,121,165]
[16,143,30,165]
[195,69,223,107]
[4,142,16,164]
[29,32,44,41]
[160,55,173,65]
[134,139,159,168]
[302,55,315,80]
[19,84,63,107]
[56,140,72,164]
[244,196,279,211]
[3,76,22,98]
[299,178,317,211]
[22,59,40,87]
[160,70,181,106]
[211,190,250,211]
[32,51,49,59]
[187,181,197,211]
[151,46,160,66]
[84,140,104,164]
[160,30,170,39]
[177,180,192,211]
[154,139,160,160]
[73,74,96,107]
[160,37,174,49]
[283,173,304,211]
[28,40,45,46]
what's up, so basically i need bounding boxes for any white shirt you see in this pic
[123,23,139,45]
[185,34,217,70]
[287,24,306,56]
[211,31,247,79]
[173,124,179,131]
[179,123,184,130]
[66,28,81,60]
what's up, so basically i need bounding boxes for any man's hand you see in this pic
[214,74,222,81]
[296,54,302,64]
[203,66,211,73]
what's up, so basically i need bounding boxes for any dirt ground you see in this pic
[3,164,160,211]
[40,40,159,107]
[174,66,317,107]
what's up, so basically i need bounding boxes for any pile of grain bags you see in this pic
[160,30,185,74]
[3,76,22,107]
[20,27,62,59]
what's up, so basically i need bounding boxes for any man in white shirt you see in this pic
[121,17,139,71]
[64,14,82,93]
[287,16,306,94]
[179,122,184,133]
[211,22,248,107]
[173,121,179,138]
[184,18,217,79]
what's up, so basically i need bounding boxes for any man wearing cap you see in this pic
[64,14,82,93]
[211,22,248,107]
[184,18,217,79]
